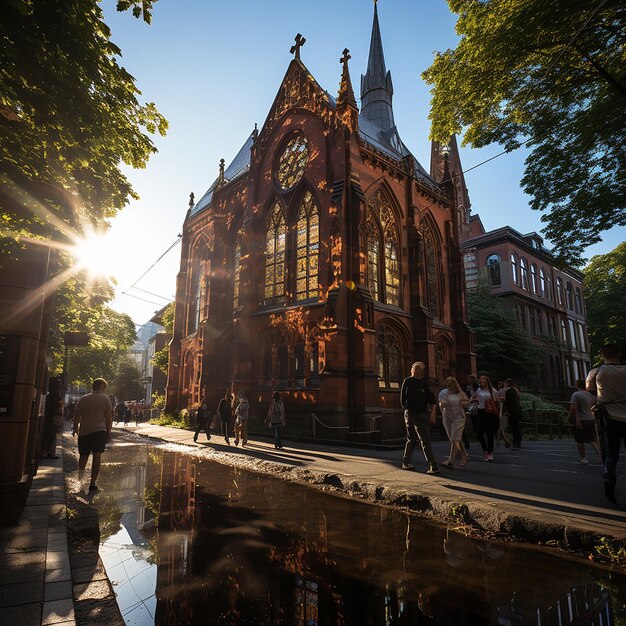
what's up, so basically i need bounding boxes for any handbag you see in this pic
[484,396,499,415]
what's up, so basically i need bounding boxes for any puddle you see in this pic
[91,439,625,625]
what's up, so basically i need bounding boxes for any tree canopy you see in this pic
[583,242,626,362]
[49,273,138,387]
[467,280,543,383]
[0,0,167,249]
[423,0,625,264]
[150,302,174,374]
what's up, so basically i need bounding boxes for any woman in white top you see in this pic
[438,377,469,468]
[471,376,500,461]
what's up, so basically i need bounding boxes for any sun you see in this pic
[71,231,113,278]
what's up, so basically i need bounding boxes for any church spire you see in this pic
[360,0,395,131]
[337,48,359,131]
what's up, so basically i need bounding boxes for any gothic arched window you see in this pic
[376,325,402,388]
[233,242,241,309]
[366,190,400,306]
[486,253,501,286]
[188,271,203,335]
[424,229,440,318]
[265,202,287,302]
[530,264,538,294]
[295,191,319,301]
[539,267,547,298]
[556,277,564,306]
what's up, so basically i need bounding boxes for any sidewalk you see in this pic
[0,454,75,626]
[120,423,626,546]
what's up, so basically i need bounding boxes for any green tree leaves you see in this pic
[467,280,543,383]
[583,242,626,362]
[423,0,626,264]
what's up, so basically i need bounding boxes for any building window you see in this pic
[520,258,528,290]
[511,254,519,285]
[566,282,574,310]
[367,229,380,301]
[568,319,578,350]
[486,254,502,286]
[424,229,440,318]
[560,318,568,343]
[575,287,583,314]
[539,267,547,298]
[578,323,588,352]
[233,242,241,309]
[295,577,319,626]
[530,264,538,294]
[276,135,309,191]
[188,270,203,335]
[529,308,539,335]
[556,277,564,306]
[295,191,319,301]
[376,325,402,388]
[366,190,401,306]
[265,202,287,302]
[547,314,557,337]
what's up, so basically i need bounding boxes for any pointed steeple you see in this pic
[360,1,395,131]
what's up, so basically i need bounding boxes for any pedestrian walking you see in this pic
[496,380,512,448]
[569,379,601,465]
[265,391,286,449]
[586,344,626,505]
[438,377,469,468]
[464,374,480,449]
[234,391,249,447]
[217,391,233,445]
[193,397,212,442]
[471,376,500,462]
[503,378,523,448]
[72,378,112,491]
[400,361,439,474]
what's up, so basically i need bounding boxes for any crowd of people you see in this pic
[401,343,626,506]
[193,390,286,450]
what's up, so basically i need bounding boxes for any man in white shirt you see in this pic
[586,344,626,505]
[72,378,112,491]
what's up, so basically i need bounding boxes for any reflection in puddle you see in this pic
[93,439,624,625]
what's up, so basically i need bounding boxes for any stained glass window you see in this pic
[367,190,400,305]
[376,325,402,388]
[295,191,319,301]
[295,577,319,626]
[367,227,380,301]
[276,135,309,190]
[265,202,286,301]
[424,230,440,318]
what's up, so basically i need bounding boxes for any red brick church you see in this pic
[166,4,475,442]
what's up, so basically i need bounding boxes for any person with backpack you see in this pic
[233,391,249,447]
[569,378,601,464]
[265,391,286,449]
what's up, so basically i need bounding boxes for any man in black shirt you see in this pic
[401,361,439,474]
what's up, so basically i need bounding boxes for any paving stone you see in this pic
[0,580,44,607]
[0,552,46,585]
[47,534,68,551]
[45,580,73,602]
[0,600,42,624]
[42,598,75,624]
[45,565,72,584]
[70,552,99,569]
[46,550,71,571]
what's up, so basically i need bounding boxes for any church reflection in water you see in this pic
[96,442,622,625]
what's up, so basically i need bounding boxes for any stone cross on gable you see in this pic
[290,33,306,60]
[340,48,351,67]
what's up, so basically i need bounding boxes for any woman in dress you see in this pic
[471,375,500,462]
[438,377,470,468]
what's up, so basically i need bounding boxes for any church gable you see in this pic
[253,59,335,166]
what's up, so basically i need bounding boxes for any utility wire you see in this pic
[128,285,173,302]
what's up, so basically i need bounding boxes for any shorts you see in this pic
[572,421,597,444]
[78,431,108,455]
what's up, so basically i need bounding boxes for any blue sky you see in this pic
[101,0,624,325]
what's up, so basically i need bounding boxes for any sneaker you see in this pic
[441,460,454,469]
[193,435,198,442]
[579,457,589,465]
[234,438,239,446]
[88,484,99,492]
[482,452,489,462]
[426,466,440,475]
[225,438,230,445]
[401,463,414,470]
[206,434,211,441]
[487,453,494,462]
